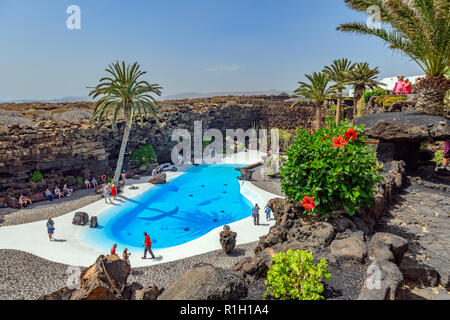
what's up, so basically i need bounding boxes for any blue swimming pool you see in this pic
[82,164,254,250]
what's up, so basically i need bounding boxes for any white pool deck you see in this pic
[0,151,281,268]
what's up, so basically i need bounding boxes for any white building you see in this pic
[348,75,425,97]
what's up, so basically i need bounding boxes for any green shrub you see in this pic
[106,178,113,183]
[76,176,83,185]
[433,150,444,165]
[265,250,331,300]
[280,120,382,216]
[130,144,157,167]
[30,170,43,183]
[375,95,407,109]
[362,87,388,103]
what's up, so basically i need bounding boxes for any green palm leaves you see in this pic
[293,72,337,128]
[323,58,356,124]
[89,61,162,127]
[88,61,162,184]
[293,72,337,105]
[337,0,449,78]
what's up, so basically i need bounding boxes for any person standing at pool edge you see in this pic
[265,203,271,221]
[142,232,155,259]
[252,203,260,225]
[46,218,55,241]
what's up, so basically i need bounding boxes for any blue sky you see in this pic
[0,0,423,100]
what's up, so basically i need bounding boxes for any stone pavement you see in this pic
[375,176,450,298]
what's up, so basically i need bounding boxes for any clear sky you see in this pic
[0,0,423,100]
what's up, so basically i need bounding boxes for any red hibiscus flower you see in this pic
[309,129,314,135]
[344,128,358,141]
[332,136,348,148]
[301,196,316,211]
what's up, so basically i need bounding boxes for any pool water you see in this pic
[82,164,253,250]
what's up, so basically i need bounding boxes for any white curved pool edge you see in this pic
[0,151,282,268]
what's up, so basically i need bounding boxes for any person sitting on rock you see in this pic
[84,178,90,189]
[91,177,98,188]
[63,185,73,196]
[54,187,63,199]
[110,243,118,256]
[44,188,54,201]
[122,248,131,269]
[19,194,32,208]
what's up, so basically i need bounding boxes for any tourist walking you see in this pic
[142,232,155,259]
[111,183,117,200]
[252,203,260,225]
[110,243,118,255]
[104,185,113,204]
[46,218,55,241]
[265,203,271,221]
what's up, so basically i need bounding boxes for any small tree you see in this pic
[265,250,331,300]
[280,120,382,216]
[89,61,162,185]
[293,72,337,128]
[323,58,355,125]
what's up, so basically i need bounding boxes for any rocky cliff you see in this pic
[0,95,316,201]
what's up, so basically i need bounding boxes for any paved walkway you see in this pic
[376,176,450,297]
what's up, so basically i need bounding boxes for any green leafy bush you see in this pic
[130,144,157,167]
[362,87,388,103]
[265,250,331,300]
[374,95,407,109]
[433,150,444,165]
[76,176,84,185]
[30,170,43,183]
[280,120,382,216]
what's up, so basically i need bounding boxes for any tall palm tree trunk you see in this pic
[353,85,365,118]
[314,102,326,129]
[415,76,450,116]
[335,89,343,125]
[113,120,132,185]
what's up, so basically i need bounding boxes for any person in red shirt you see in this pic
[402,78,412,94]
[111,183,117,200]
[142,232,155,259]
[110,243,118,255]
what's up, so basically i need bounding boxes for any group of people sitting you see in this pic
[83,177,99,189]
[151,166,162,176]
[18,184,74,208]
[392,76,414,95]
[45,185,74,201]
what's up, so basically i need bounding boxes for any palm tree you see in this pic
[89,61,162,185]
[337,0,450,115]
[293,72,337,128]
[323,58,355,125]
[345,62,383,116]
